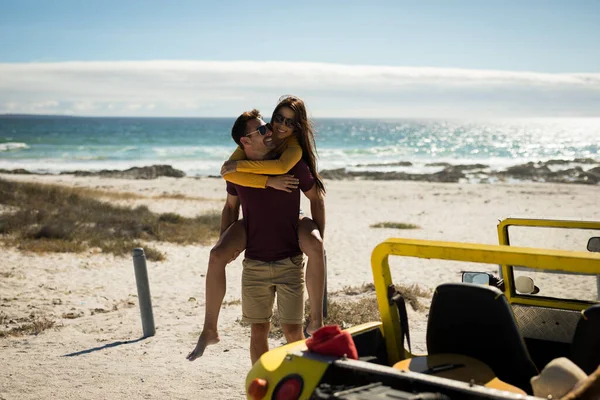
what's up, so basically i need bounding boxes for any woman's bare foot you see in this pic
[186,329,220,361]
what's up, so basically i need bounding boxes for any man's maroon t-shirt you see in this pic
[226,160,315,262]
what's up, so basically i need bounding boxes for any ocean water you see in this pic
[1,116,599,176]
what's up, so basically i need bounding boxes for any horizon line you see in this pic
[3,113,600,120]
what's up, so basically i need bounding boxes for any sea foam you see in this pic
[0,142,29,152]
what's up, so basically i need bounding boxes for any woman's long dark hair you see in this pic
[272,96,325,195]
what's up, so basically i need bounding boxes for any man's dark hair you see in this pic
[231,109,261,147]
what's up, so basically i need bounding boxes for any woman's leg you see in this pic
[187,220,246,361]
[298,217,325,335]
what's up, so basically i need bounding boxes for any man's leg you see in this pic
[250,322,271,365]
[275,255,307,342]
[281,323,304,343]
[242,258,275,364]
[187,220,246,361]
[298,217,325,335]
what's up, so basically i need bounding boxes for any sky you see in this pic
[0,0,599,118]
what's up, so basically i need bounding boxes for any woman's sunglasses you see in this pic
[272,113,296,129]
[245,123,271,137]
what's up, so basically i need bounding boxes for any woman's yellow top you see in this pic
[223,136,303,188]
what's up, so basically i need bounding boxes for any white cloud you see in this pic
[0,61,598,117]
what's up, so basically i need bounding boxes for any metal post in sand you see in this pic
[323,249,328,319]
[132,248,156,337]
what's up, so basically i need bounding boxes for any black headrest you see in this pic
[429,283,508,322]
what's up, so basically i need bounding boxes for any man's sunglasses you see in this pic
[246,123,271,137]
[272,113,296,129]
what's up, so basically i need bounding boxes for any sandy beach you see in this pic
[1,173,599,400]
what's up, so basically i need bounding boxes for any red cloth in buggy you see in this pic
[306,325,358,360]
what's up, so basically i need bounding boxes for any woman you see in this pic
[187,96,326,361]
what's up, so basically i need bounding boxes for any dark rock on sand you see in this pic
[499,162,552,178]
[320,168,350,180]
[426,162,452,168]
[492,162,600,185]
[573,158,599,164]
[587,166,600,175]
[0,168,34,175]
[545,158,598,165]
[452,164,488,171]
[545,159,571,165]
[492,161,600,185]
[321,166,467,183]
[355,161,413,167]
[430,167,466,183]
[580,167,600,184]
[61,165,186,179]
[321,163,492,183]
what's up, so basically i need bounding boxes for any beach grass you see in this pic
[68,187,212,202]
[0,178,220,260]
[0,313,57,338]
[370,222,420,229]
[334,283,430,312]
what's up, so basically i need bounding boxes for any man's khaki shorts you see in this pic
[241,254,305,325]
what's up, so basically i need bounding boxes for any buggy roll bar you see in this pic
[371,238,600,365]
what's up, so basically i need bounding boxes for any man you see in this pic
[187,109,322,364]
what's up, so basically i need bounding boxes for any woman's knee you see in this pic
[209,244,230,264]
[210,222,247,263]
[298,218,323,255]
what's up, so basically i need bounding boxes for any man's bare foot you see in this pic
[306,319,323,336]
[186,329,220,361]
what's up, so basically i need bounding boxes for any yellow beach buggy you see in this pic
[245,218,600,399]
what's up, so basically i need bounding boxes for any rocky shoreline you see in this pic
[1,159,600,184]
[0,164,185,180]
[321,158,600,185]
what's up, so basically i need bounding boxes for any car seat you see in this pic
[426,283,538,394]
